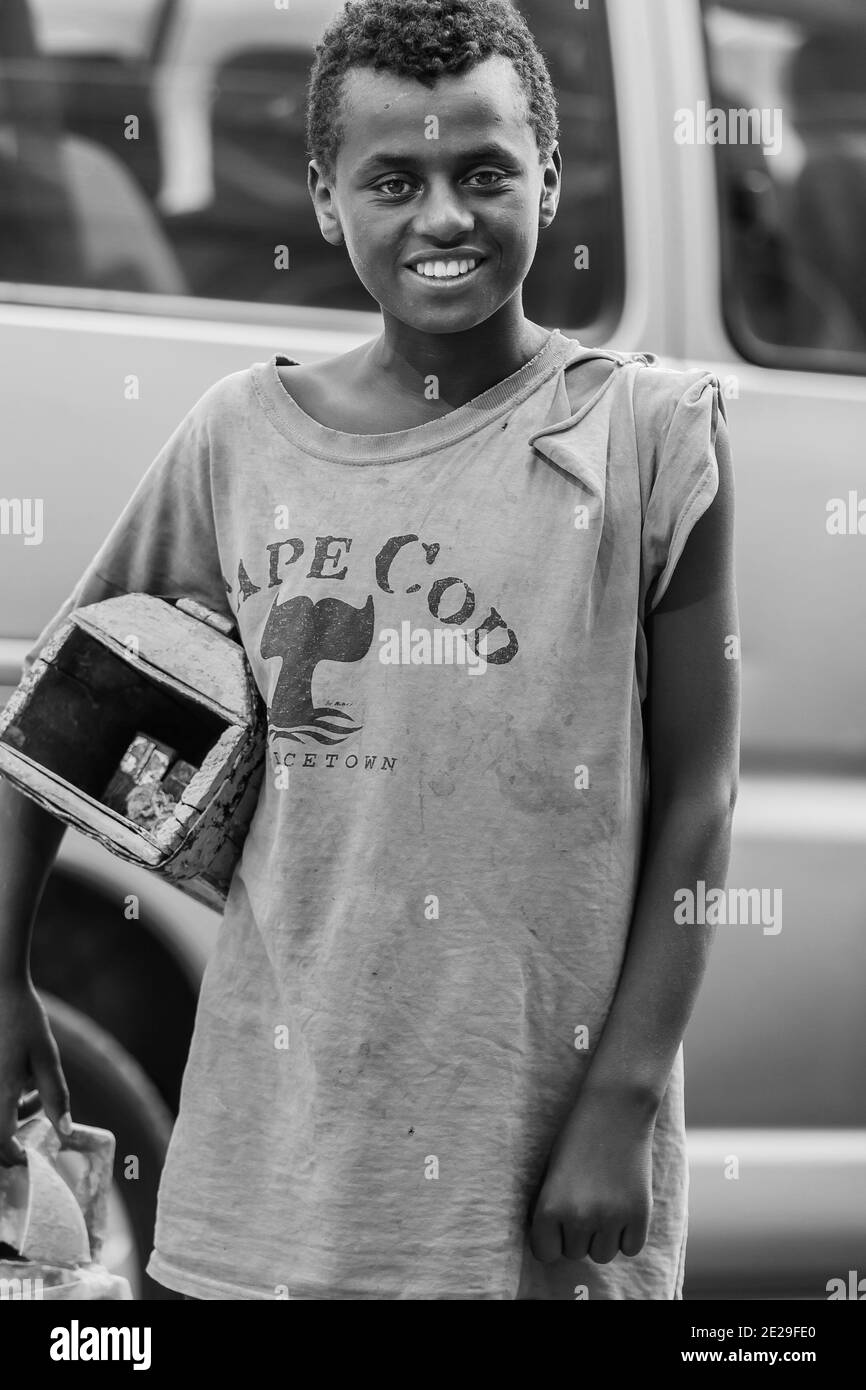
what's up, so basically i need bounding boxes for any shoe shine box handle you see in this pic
[0,594,266,910]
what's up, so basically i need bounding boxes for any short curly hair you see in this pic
[305,0,559,180]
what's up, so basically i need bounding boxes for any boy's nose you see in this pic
[413,181,476,239]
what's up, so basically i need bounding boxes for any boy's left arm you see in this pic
[530,419,740,1266]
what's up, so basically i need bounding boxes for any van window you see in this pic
[702,0,866,374]
[0,0,623,334]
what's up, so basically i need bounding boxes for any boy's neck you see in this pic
[368,301,553,410]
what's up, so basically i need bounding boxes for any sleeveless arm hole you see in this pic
[633,367,726,623]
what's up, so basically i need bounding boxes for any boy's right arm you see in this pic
[0,376,236,1168]
[0,778,72,1166]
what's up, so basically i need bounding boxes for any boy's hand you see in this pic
[529,1090,656,1265]
[0,976,71,1166]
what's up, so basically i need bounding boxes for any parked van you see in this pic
[1,0,864,1298]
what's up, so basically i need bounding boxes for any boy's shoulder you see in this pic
[271,352,382,432]
[622,354,723,447]
[566,344,720,404]
[558,347,722,452]
[193,364,261,419]
[626,351,720,400]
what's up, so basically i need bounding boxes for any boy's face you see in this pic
[308,54,560,335]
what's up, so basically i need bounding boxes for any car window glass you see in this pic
[702,0,866,374]
[0,0,623,333]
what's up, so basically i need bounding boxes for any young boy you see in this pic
[0,0,739,1299]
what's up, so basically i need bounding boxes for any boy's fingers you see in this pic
[529,1208,562,1263]
[30,1031,71,1136]
[0,1132,27,1166]
[620,1217,650,1257]
[0,1089,27,1166]
[588,1226,620,1264]
[562,1222,592,1263]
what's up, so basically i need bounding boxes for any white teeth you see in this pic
[413,258,478,279]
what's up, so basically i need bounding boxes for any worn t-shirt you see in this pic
[22,327,729,1300]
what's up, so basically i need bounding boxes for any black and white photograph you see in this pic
[0,0,863,1348]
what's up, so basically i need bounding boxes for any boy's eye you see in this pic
[464,168,509,188]
[373,176,416,198]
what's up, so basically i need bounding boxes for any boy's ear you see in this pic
[307,160,345,246]
[538,143,562,230]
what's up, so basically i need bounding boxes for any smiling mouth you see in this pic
[405,257,485,285]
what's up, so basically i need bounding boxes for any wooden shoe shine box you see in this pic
[0,595,267,910]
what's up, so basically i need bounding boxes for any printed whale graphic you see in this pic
[261,591,375,745]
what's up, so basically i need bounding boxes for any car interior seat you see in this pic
[0,0,187,295]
